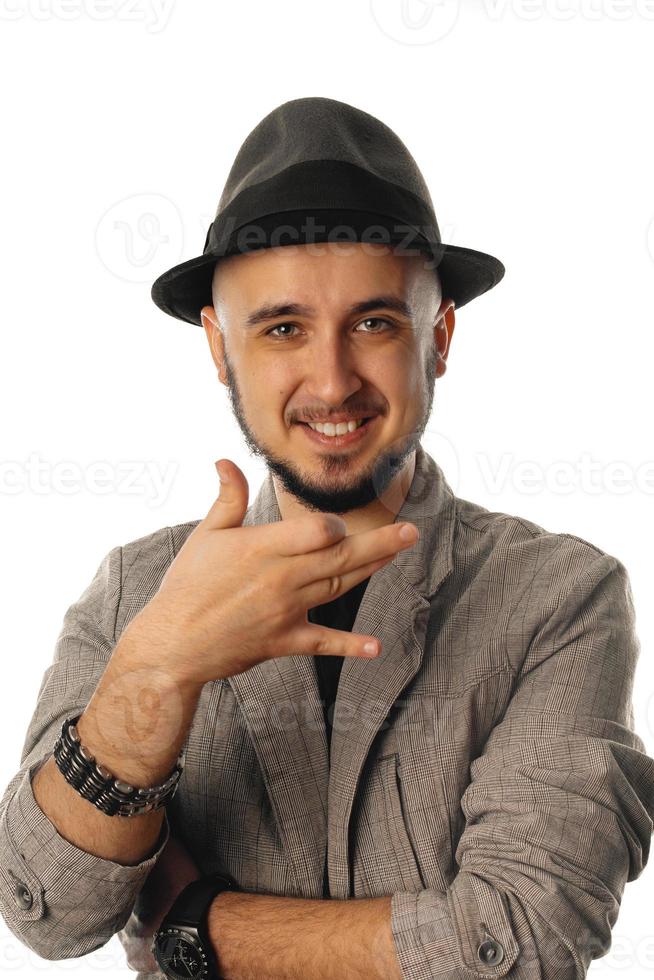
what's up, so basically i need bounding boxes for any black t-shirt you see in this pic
[307,575,371,896]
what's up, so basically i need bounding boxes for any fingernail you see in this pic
[399,524,417,542]
[363,642,379,656]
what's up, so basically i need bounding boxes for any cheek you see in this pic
[388,358,421,397]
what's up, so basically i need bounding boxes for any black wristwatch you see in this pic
[152,872,237,980]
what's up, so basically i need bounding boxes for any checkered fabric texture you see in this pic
[1,445,653,978]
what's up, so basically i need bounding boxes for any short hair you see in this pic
[210,248,443,314]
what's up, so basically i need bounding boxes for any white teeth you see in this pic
[307,418,366,436]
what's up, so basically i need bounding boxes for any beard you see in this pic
[219,339,437,516]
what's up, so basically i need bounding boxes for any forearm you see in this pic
[208,889,404,980]
[31,615,204,865]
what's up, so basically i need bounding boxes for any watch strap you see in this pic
[165,872,237,928]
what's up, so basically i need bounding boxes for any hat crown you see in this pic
[150,96,505,325]
[217,96,436,217]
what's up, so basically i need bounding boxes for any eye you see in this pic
[264,317,394,339]
[357,317,393,333]
[265,322,298,339]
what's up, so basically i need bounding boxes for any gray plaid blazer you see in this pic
[1,444,653,979]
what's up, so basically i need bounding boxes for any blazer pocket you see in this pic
[380,754,426,891]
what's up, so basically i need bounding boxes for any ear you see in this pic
[434,299,456,378]
[201,306,228,385]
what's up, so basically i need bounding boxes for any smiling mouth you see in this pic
[301,416,374,430]
[296,415,378,448]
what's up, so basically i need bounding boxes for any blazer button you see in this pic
[14,882,33,910]
[477,937,504,966]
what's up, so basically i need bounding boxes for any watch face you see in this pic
[153,928,211,979]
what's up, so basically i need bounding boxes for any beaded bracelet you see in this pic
[52,713,185,817]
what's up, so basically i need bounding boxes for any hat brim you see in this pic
[150,240,505,327]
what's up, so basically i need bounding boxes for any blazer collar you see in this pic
[226,444,456,898]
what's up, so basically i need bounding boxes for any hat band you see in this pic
[204,159,443,259]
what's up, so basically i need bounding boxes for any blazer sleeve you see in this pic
[390,543,654,980]
[0,545,171,961]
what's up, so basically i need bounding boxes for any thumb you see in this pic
[204,458,249,529]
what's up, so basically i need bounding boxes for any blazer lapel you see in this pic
[227,445,456,899]
[226,471,330,898]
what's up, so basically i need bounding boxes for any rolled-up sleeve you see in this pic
[390,545,654,979]
[0,545,170,961]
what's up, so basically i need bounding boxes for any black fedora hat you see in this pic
[151,97,505,327]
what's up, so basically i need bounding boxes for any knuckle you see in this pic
[327,574,342,599]
[329,536,349,569]
[313,635,329,655]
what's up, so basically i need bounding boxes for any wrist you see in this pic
[207,886,240,929]
[153,872,237,980]
[54,712,184,816]
[119,601,205,695]
[76,645,201,788]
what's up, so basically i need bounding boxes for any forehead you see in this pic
[212,242,435,312]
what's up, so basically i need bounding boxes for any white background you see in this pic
[1,0,654,976]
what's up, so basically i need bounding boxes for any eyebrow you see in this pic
[243,294,415,329]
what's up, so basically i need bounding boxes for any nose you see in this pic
[303,334,364,408]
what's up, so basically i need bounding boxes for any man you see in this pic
[1,97,653,980]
